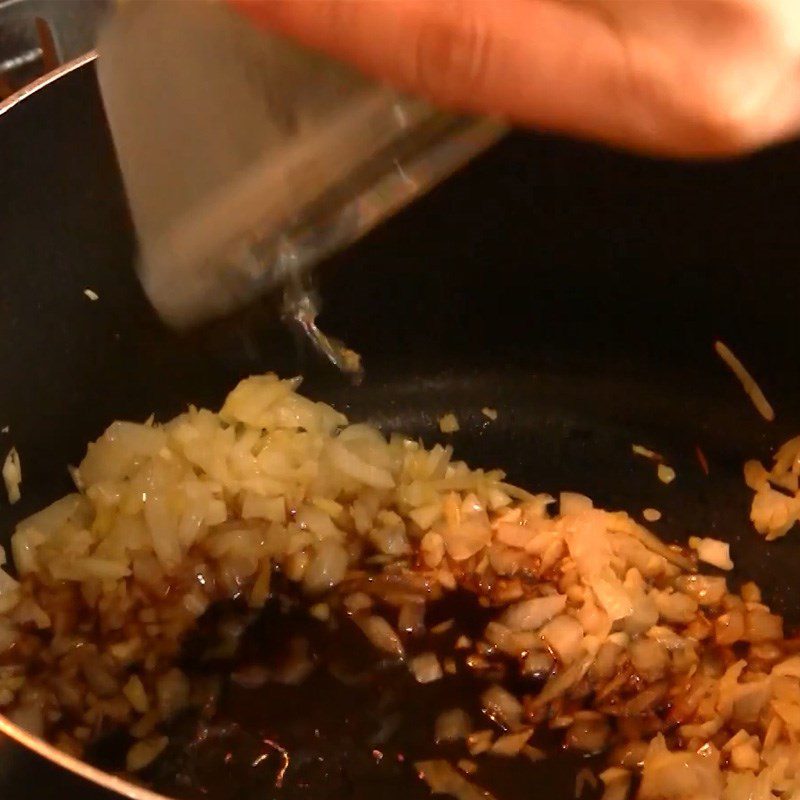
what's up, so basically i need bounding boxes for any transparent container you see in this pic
[97,0,506,328]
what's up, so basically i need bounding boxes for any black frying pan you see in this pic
[1,56,800,800]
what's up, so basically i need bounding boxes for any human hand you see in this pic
[229,0,800,157]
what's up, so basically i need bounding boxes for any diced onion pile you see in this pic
[0,374,799,800]
[2,447,21,505]
[746,436,800,540]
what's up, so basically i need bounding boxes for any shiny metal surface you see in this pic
[0,0,107,97]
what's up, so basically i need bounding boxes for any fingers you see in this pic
[228,0,800,155]
[228,0,651,149]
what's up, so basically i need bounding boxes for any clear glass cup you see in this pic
[97,0,506,328]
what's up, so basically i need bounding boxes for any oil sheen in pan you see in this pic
[88,585,596,800]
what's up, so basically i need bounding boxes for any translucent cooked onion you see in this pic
[126,735,169,772]
[674,574,727,606]
[559,492,593,516]
[691,538,734,571]
[629,638,669,682]
[302,540,349,593]
[2,447,21,505]
[591,575,634,623]
[481,685,523,730]
[625,524,694,570]
[541,614,584,664]
[354,615,405,659]
[442,507,492,561]
[398,602,425,635]
[574,767,599,798]
[435,708,473,743]
[410,652,443,684]
[327,440,395,489]
[599,768,632,800]
[534,652,593,708]
[490,729,533,757]
[565,715,610,754]
[639,735,723,800]
[714,340,775,422]
[438,414,460,434]
[499,594,567,632]
[415,760,496,800]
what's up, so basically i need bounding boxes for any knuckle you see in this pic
[411,6,491,105]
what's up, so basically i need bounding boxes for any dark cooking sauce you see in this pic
[91,586,599,800]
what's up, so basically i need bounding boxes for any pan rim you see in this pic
[0,50,97,118]
[0,714,173,800]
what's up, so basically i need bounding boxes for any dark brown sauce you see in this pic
[90,587,599,800]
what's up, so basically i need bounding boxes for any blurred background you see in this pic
[0,0,105,100]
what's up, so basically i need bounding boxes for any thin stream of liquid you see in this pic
[281,276,364,384]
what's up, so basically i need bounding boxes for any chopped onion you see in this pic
[534,652,592,707]
[629,638,669,682]
[398,602,425,635]
[499,594,567,632]
[489,729,533,757]
[654,590,698,624]
[714,340,775,422]
[8,702,43,737]
[632,444,663,462]
[743,459,769,491]
[415,760,496,800]
[566,716,610,754]
[328,440,395,489]
[674,574,727,605]
[599,768,632,800]
[344,592,374,614]
[591,575,634,623]
[438,414,460,434]
[481,684,523,730]
[410,652,443,684]
[560,492,593,516]
[773,655,800,678]
[522,650,555,679]
[3,366,798,799]
[467,729,495,756]
[624,524,694,571]
[442,508,492,561]
[575,767,599,798]
[638,735,722,800]
[435,708,472,743]
[744,609,783,643]
[657,464,676,485]
[3,447,21,505]
[690,537,734,571]
[126,736,168,772]
[541,614,584,664]
[354,615,405,659]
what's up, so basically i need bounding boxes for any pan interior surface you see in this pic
[1,61,800,800]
